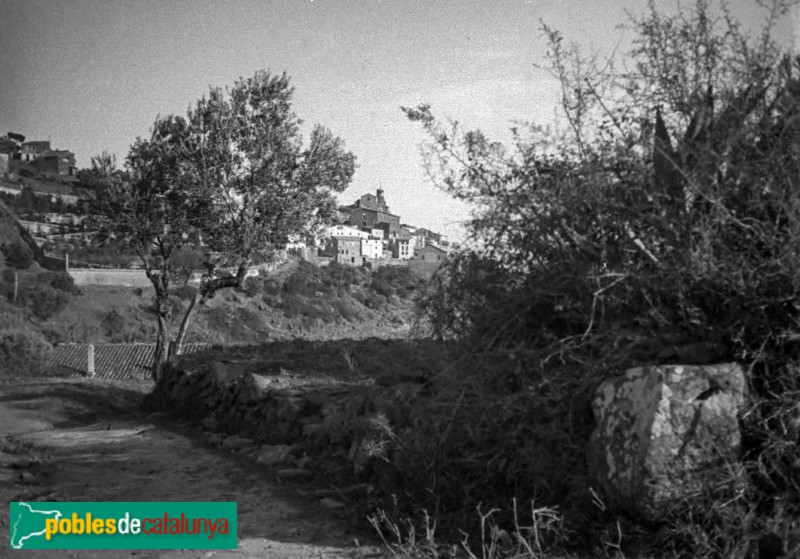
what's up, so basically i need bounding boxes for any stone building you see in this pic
[339,188,401,238]
[20,141,51,162]
[391,238,413,260]
[31,150,77,176]
[361,237,383,259]
[327,236,363,266]
[417,244,447,262]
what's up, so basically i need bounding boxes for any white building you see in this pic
[361,238,383,259]
[369,227,384,240]
[325,224,370,239]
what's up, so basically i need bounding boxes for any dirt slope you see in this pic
[0,377,383,558]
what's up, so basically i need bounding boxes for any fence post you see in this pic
[65,253,69,272]
[87,344,95,378]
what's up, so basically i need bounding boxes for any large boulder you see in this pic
[587,363,747,522]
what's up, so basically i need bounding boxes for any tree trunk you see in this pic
[174,289,202,356]
[152,311,171,381]
[13,269,18,303]
[146,269,171,381]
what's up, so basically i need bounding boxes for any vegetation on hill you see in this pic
[250,260,424,326]
[0,259,425,351]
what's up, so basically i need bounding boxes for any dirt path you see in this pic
[0,377,383,558]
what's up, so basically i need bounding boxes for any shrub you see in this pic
[396,2,800,555]
[280,293,336,323]
[101,308,126,338]
[0,329,52,376]
[39,271,80,294]
[21,285,70,320]
[370,265,420,299]
[333,297,362,322]
[1,241,33,270]
[364,292,387,311]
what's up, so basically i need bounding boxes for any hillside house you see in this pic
[417,244,447,262]
[10,139,77,178]
[325,224,369,239]
[20,141,50,162]
[31,150,77,176]
[327,236,364,266]
[412,227,448,247]
[361,237,383,259]
[391,238,413,260]
[346,207,400,237]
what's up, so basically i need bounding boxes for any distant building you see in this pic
[391,238,413,260]
[20,141,51,162]
[417,244,447,263]
[327,236,363,266]
[355,188,389,212]
[339,188,401,238]
[325,224,370,239]
[31,150,77,176]
[366,227,384,240]
[343,206,400,237]
[412,227,447,247]
[361,237,383,259]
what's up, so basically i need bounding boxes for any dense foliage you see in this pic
[99,70,357,378]
[381,1,800,556]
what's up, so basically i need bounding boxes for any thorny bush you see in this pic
[382,1,800,557]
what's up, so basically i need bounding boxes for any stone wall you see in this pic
[144,343,429,488]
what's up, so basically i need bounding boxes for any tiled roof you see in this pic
[47,343,210,380]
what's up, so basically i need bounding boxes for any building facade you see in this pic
[417,244,447,262]
[20,141,51,162]
[31,150,76,176]
[325,224,369,239]
[361,238,383,259]
[328,236,363,266]
[391,238,413,260]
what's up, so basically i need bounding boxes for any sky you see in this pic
[1,0,795,241]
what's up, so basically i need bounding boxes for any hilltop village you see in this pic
[0,132,457,272]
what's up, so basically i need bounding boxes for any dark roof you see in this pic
[39,150,75,159]
[418,244,447,253]
[342,205,400,219]
[47,343,210,380]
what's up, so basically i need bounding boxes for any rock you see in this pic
[237,374,273,404]
[201,417,220,432]
[256,444,292,467]
[221,434,254,451]
[587,363,747,522]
